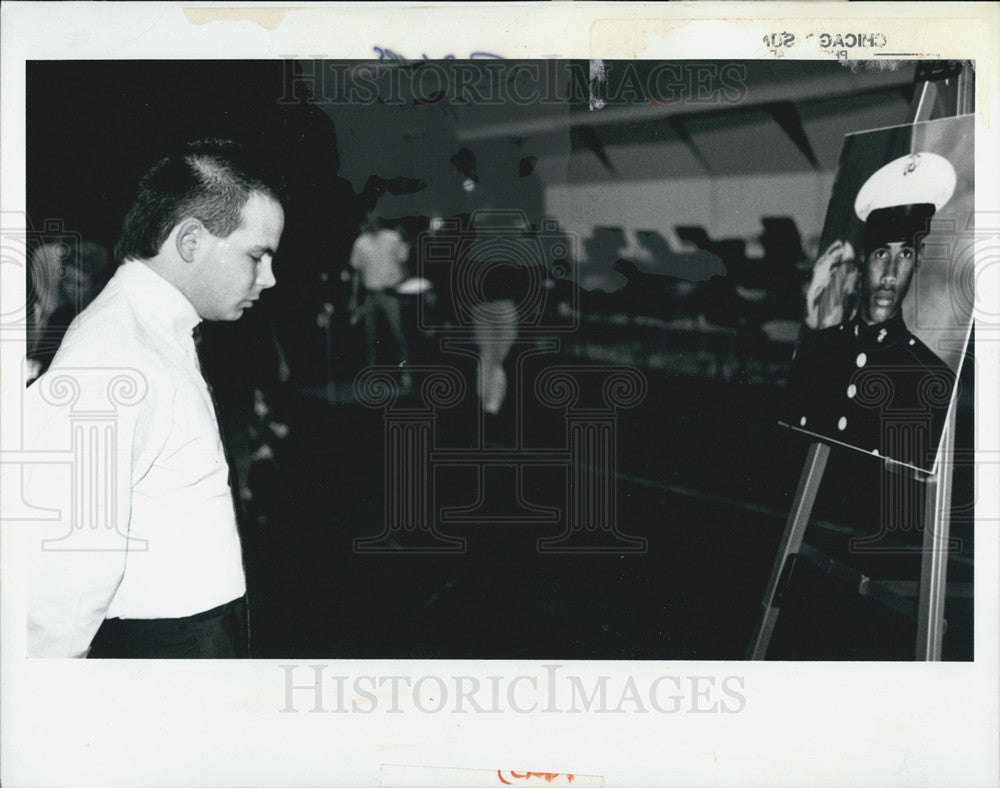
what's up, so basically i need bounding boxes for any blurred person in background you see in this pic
[26,238,112,383]
[348,212,411,381]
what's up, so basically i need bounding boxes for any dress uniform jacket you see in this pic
[784,313,955,473]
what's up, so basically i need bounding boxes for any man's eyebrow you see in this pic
[250,245,277,256]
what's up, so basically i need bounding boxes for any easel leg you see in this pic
[916,415,955,660]
[747,441,830,660]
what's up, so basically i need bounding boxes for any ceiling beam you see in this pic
[666,116,712,176]
[766,101,820,171]
[571,124,618,175]
[456,73,915,143]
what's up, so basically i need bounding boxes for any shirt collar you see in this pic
[116,260,201,342]
[849,311,908,348]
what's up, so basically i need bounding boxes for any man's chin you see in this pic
[863,303,898,326]
[214,307,247,321]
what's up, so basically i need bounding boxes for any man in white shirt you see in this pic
[24,139,285,658]
[348,212,410,370]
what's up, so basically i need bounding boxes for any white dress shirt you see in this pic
[25,261,246,657]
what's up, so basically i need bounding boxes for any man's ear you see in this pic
[174,219,204,263]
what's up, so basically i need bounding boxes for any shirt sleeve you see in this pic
[24,353,161,657]
[392,232,409,265]
[349,237,363,270]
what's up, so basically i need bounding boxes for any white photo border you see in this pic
[2,3,998,787]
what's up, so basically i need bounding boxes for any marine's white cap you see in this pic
[854,152,957,222]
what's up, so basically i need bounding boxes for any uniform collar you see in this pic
[116,260,202,343]
[849,311,908,349]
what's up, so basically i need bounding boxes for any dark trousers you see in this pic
[362,290,408,368]
[88,597,248,659]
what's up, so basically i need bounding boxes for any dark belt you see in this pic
[186,597,244,622]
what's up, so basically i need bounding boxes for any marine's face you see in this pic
[193,192,284,321]
[860,240,918,326]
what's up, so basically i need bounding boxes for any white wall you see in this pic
[545,171,837,262]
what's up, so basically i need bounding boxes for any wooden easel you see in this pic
[749,62,973,661]
[748,411,957,660]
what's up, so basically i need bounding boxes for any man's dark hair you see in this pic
[114,139,281,265]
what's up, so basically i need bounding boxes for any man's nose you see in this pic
[881,255,901,283]
[256,256,277,289]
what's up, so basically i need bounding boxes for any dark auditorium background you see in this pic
[25,59,975,660]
